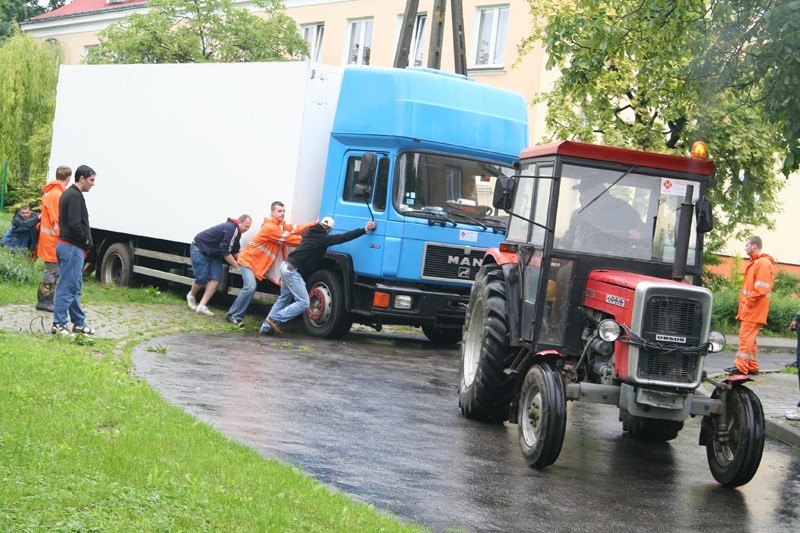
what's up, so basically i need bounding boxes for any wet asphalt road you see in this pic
[133,330,800,532]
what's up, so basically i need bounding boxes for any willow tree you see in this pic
[0,26,61,207]
[85,0,307,64]
[521,0,788,247]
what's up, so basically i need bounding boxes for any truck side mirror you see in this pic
[492,176,516,212]
[695,195,713,233]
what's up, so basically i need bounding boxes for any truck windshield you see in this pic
[393,152,514,229]
[551,163,700,266]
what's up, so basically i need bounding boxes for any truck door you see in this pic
[329,152,390,278]
[508,163,555,343]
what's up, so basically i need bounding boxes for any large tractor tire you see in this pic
[458,263,519,423]
[703,385,765,487]
[421,324,462,345]
[99,243,134,287]
[303,268,353,339]
[517,362,567,468]
[620,411,684,442]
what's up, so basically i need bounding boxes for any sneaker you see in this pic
[72,324,96,335]
[51,324,72,335]
[226,315,244,328]
[785,409,800,421]
[186,292,197,311]
[196,304,214,316]
[266,317,282,335]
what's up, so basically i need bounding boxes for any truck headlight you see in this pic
[597,319,621,342]
[707,331,726,353]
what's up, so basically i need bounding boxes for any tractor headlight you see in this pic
[707,331,726,353]
[597,319,621,342]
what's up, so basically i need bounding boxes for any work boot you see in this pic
[35,283,56,313]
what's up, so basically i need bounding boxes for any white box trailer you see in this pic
[49,61,341,249]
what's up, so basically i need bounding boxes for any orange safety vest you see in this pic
[36,181,66,263]
[736,252,776,325]
[238,215,315,284]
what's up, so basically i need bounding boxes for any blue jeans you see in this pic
[53,242,87,327]
[264,262,309,327]
[227,265,256,320]
[190,243,222,284]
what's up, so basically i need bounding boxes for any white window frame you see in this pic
[471,5,509,69]
[301,23,325,62]
[345,18,374,66]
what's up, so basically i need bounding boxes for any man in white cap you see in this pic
[261,216,376,335]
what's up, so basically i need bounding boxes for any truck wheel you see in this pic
[620,411,684,441]
[421,324,462,345]
[303,269,352,339]
[518,362,566,468]
[100,243,134,286]
[704,386,765,487]
[458,264,519,422]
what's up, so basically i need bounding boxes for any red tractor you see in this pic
[459,141,764,487]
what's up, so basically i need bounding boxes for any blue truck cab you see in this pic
[306,66,528,343]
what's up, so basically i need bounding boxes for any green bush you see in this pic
[0,245,37,283]
[774,270,800,297]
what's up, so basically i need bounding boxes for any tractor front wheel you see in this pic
[517,362,566,469]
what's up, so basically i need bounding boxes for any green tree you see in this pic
[1,0,64,42]
[85,0,308,64]
[520,0,788,246]
[0,26,61,207]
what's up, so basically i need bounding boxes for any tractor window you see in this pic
[508,163,553,243]
[552,164,700,266]
[539,258,574,345]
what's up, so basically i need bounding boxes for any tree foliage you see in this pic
[85,0,308,64]
[520,0,792,246]
[0,26,61,207]
[1,0,64,42]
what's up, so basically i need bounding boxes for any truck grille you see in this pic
[636,295,704,384]
[421,244,486,283]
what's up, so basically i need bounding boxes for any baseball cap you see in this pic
[320,216,335,229]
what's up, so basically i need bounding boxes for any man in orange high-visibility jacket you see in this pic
[224,201,316,327]
[728,235,776,375]
[35,165,72,312]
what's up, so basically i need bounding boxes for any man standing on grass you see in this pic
[52,165,96,335]
[225,201,315,327]
[35,164,72,312]
[726,235,776,375]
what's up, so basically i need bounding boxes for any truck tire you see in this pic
[458,263,518,422]
[518,362,567,468]
[421,324,462,345]
[100,243,134,287]
[704,385,765,487]
[620,411,684,441]
[303,269,353,339]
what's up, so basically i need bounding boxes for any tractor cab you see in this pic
[493,141,715,357]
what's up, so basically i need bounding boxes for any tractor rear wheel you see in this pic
[458,264,519,423]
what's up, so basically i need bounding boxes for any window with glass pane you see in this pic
[473,5,509,67]
[411,14,427,66]
[301,23,324,62]
[348,19,373,65]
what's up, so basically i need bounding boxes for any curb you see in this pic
[766,418,800,448]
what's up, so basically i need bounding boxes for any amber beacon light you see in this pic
[691,140,709,159]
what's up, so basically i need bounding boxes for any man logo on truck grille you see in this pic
[448,255,483,267]
[458,267,471,278]
[656,334,687,344]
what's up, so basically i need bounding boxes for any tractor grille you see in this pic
[636,294,704,384]
[421,244,486,283]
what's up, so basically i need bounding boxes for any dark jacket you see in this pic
[2,209,40,250]
[58,184,92,250]
[193,219,242,258]
[286,224,366,277]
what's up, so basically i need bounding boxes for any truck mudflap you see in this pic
[565,382,724,420]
